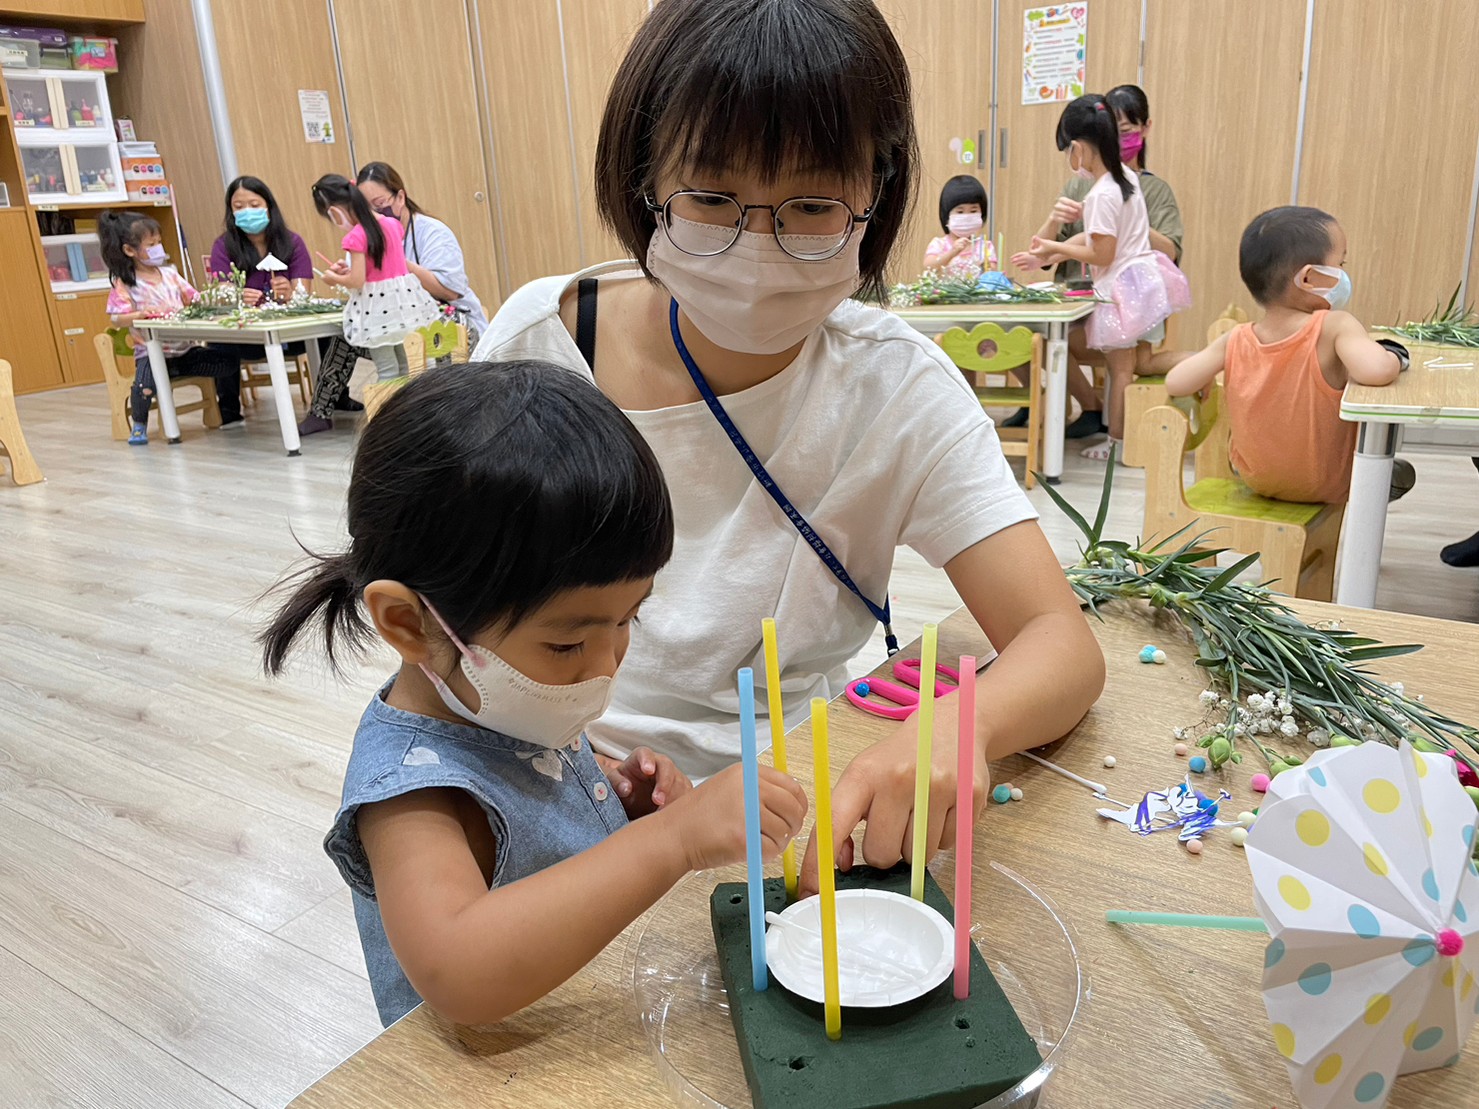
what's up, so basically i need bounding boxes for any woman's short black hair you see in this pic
[259,363,675,675]
[596,0,917,303]
[1106,84,1151,167]
[221,175,297,276]
[311,173,387,270]
[938,175,988,233]
[1056,94,1133,201]
[1239,206,1338,306]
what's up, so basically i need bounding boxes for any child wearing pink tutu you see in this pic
[1014,94,1190,461]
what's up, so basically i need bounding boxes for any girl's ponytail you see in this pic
[1056,94,1133,202]
[259,550,371,676]
[311,173,386,270]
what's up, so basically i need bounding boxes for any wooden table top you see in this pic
[890,298,1097,334]
[1343,339,1479,425]
[133,313,345,342]
[290,600,1479,1109]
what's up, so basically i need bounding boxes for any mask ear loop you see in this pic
[415,594,487,670]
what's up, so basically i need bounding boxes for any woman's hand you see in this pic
[797,703,988,897]
[242,287,264,306]
[1052,196,1084,224]
[1011,250,1049,272]
[270,274,293,302]
[597,747,692,818]
[663,763,808,873]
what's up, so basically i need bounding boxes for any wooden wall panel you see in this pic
[210,0,349,268]
[0,0,142,22]
[993,0,1142,284]
[1299,0,1479,327]
[876,0,994,285]
[331,0,502,309]
[475,0,583,293]
[1144,0,1304,342]
[560,0,649,266]
[111,0,221,279]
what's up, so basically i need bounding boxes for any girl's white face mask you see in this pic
[646,215,863,356]
[416,598,611,750]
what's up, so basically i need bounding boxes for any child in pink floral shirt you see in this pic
[923,175,998,279]
[102,210,242,444]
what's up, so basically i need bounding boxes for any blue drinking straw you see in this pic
[739,667,768,991]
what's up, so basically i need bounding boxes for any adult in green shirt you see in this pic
[1034,84,1186,437]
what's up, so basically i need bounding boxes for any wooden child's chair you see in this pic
[938,323,1045,490]
[1140,388,1343,601]
[97,331,221,441]
[1121,304,1251,468]
[361,320,469,423]
[241,352,313,410]
[0,359,44,485]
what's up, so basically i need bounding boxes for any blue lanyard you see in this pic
[669,299,898,656]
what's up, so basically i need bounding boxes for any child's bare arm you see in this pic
[1165,331,1230,396]
[322,253,367,291]
[1328,311,1403,386]
[360,765,806,1025]
[1050,231,1116,268]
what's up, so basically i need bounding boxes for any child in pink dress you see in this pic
[1014,94,1190,462]
[923,175,999,279]
[312,174,438,380]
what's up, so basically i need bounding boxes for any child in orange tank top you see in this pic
[1167,207,1409,504]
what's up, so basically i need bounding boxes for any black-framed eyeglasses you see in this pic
[645,190,872,261]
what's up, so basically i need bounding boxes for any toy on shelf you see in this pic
[12,90,52,128]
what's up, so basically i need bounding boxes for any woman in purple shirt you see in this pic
[208,175,312,301]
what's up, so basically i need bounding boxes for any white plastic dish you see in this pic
[764,888,954,1007]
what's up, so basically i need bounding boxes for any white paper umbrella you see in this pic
[255,252,288,275]
[1245,741,1479,1108]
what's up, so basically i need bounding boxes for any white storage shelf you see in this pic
[41,232,110,293]
[21,135,127,206]
[4,68,113,143]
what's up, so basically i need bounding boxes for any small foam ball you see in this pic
[1152,649,1167,665]
[1138,645,1158,663]
[1188,755,1208,774]
[1437,929,1466,958]
[855,681,870,697]
[991,784,1013,804]
[1009,787,1023,801]
[1251,773,1271,793]
[1102,755,1117,768]
[1174,742,1188,757]
[1231,827,1250,848]
[1197,796,1216,810]
[1238,811,1258,828]
[1185,838,1204,855]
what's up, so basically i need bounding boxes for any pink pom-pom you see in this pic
[1251,773,1271,793]
[1436,929,1465,958]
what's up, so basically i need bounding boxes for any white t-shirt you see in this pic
[1081,171,1153,295]
[472,264,1037,778]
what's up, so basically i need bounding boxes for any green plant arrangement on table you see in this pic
[1040,453,1479,822]
[886,271,1097,308]
[171,264,346,329]
[1376,285,1479,347]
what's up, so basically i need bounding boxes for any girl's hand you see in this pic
[319,270,344,287]
[1052,196,1084,224]
[599,747,692,818]
[797,706,988,898]
[663,763,807,873]
[328,259,350,276]
[242,287,264,306]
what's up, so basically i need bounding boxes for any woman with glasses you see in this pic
[472,0,1104,894]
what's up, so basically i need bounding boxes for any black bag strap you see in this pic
[575,278,599,371]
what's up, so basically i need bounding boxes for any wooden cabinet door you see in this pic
[992,0,1141,283]
[332,0,504,311]
[876,0,994,284]
[0,210,65,393]
[53,292,111,386]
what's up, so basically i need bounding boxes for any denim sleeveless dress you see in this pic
[324,682,628,1025]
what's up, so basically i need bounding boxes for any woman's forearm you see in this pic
[409,261,458,302]
[1148,228,1179,259]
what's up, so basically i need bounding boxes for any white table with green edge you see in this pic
[889,299,1097,485]
[1337,339,1479,607]
[131,313,344,456]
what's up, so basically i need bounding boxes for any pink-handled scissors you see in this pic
[845,659,961,721]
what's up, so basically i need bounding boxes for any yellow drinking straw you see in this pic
[762,618,797,900]
[910,623,939,901]
[811,696,842,1041]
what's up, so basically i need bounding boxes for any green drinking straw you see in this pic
[1106,910,1269,933]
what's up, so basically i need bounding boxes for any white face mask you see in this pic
[1067,141,1094,181]
[416,598,611,750]
[647,215,863,356]
[947,212,983,237]
[1303,264,1353,311]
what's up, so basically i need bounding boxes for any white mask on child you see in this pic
[1303,264,1352,311]
[1066,142,1094,181]
[416,597,612,750]
[948,212,983,237]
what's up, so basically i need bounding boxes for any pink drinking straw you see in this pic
[954,655,976,1000]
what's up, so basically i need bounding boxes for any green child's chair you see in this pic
[937,322,1044,489]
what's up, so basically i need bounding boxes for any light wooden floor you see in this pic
[2,382,1477,1108]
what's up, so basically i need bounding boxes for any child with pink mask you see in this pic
[924,175,998,279]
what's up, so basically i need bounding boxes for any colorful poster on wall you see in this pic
[1022,4,1088,105]
[297,89,335,144]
